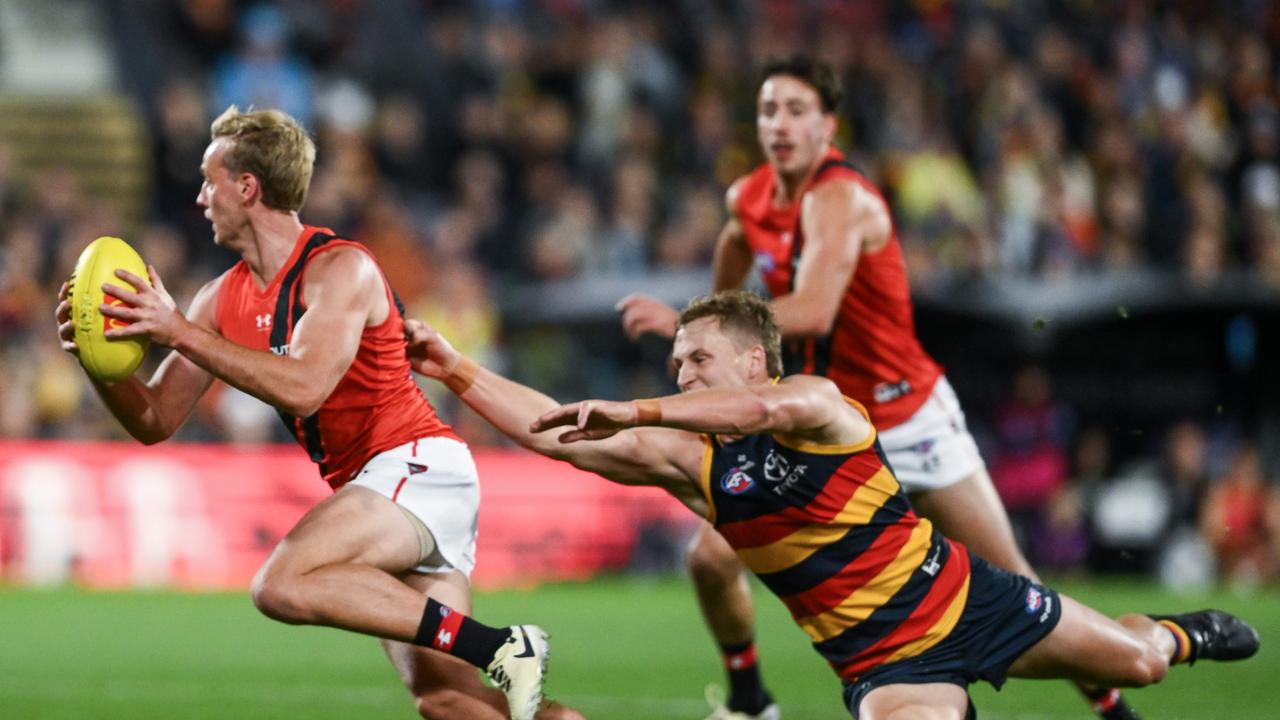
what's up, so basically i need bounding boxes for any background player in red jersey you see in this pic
[54,106,577,720]
[616,56,1139,720]
[406,290,1258,720]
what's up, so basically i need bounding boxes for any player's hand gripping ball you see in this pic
[67,236,151,382]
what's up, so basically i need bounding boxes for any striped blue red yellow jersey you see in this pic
[697,397,971,680]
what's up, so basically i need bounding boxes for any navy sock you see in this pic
[721,640,771,713]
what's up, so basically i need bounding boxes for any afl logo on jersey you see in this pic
[720,467,756,495]
[1025,587,1043,614]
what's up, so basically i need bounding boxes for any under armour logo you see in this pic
[255,314,271,330]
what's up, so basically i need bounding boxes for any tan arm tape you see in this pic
[634,398,662,425]
[444,356,480,395]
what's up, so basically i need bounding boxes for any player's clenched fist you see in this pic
[616,293,678,341]
[403,317,460,379]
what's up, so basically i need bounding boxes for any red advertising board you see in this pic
[0,441,695,590]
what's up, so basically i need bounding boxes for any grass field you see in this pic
[0,576,1275,719]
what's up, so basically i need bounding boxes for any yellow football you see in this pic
[68,236,151,382]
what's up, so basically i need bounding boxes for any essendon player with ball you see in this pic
[616,56,1140,720]
[54,106,578,720]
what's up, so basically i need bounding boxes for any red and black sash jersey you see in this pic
[697,397,971,680]
[733,148,943,429]
[215,225,458,489]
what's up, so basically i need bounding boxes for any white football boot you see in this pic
[486,624,549,720]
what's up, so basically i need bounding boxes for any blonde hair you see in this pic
[210,105,315,212]
[678,290,783,377]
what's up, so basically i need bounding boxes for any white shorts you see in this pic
[877,376,985,494]
[348,436,479,578]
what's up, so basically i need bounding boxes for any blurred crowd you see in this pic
[2,0,1280,586]
[100,0,1280,286]
[986,364,1280,589]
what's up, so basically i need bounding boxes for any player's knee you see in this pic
[413,688,474,719]
[686,536,739,587]
[1110,643,1168,687]
[250,565,310,625]
[1126,645,1169,686]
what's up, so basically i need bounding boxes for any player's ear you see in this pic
[238,173,260,204]
[748,344,767,379]
[823,113,837,143]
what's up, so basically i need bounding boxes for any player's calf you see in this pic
[413,686,501,720]
[688,529,776,716]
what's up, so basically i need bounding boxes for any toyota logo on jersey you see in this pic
[720,467,756,495]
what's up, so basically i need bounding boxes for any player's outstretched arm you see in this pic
[532,374,870,449]
[56,274,219,444]
[769,179,889,337]
[405,319,707,510]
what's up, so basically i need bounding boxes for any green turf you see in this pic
[0,577,1275,719]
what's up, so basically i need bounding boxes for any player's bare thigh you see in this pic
[858,682,969,720]
[261,485,424,576]
[1006,593,1169,687]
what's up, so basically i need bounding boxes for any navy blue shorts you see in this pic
[841,556,1062,718]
